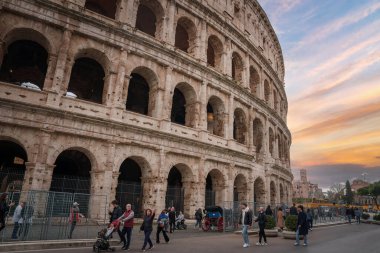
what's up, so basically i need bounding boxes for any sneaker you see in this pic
[303,243,308,246]
[243,243,248,248]
[294,243,300,246]
[263,242,268,246]
[256,242,261,246]
[148,245,154,250]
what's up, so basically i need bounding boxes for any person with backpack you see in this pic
[156,209,169,244]
[0,193,15,232]
[255,206,267,246]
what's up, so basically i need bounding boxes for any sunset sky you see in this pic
[259,0,380,188]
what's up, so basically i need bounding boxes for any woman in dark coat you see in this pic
[141,209,155,251]
[265,205,273,216]
[0,193,15,232]
[294,205,308,246]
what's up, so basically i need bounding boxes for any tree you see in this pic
[327,183,345,203]
[345,180,354,204]
[357,181,380,209]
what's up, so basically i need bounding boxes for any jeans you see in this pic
[296,229,308,245]
[156,226,169,243]
[142,230,153,249]
[242,225,249,245]
[11,222,20,239]
[307,219,313,229]
[121,227,132,249]
[356,216,361,224]
[195,219,202,228]
[258,224,267,243]
[347,215,351,223]
[69,221,76,239]
[169,220,175,233]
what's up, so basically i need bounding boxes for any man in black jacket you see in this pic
[239,203,252,248]
[295,205,308,246]
[168,207,176,233]
[255,207,267,246]
[109,200,123,243]
[290,203,297,215]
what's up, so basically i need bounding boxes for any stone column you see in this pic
[199,81,207,131]
[152,86,166,119]
[227,94,234,140]
[159,67,173,131]
[110,49,128,120]
[0,40,5,67]
[223,38,232,76]
[198,19,207,63]
[103,65,118,107]
[166,0,176,45]
[43,54,58,91]
[243,53,250,89]
[89,170,111,219]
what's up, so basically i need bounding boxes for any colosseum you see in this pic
[0,0,292,218]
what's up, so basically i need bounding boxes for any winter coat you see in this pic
[157,213,169,228]
[297,211,308,235]
[168,211,176,222]
[110,206,123,222]
[277,210,284,228]
[265,207,273,216]
[0,201,10,220]
[239,208,253,226]
[290,206,297,215]
[255,212,266,227]
[306,211,313,221]
[142,212,155,232]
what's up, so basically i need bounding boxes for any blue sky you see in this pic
[258,0,380,188]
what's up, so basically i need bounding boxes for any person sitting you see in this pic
[176,211,185,228]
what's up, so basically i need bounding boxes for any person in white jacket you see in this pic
[11,202,24,239]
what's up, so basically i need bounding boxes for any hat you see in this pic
[73,202,79,206]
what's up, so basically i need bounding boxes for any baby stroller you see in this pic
[93,221,119,252]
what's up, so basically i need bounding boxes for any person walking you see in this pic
[265,205,273,216]
[109,200,124,243]
[290,203,297,216]
[195,208,203,229]
[0,193,15,232]
[306,209,313,231]
[238,203,252,248]
[346,207,352,224]
[156,209,169,244]
[68,202,84,239]
[255,207,267,246]
[168,207,176,233]
[354,208,361,224]
[11,201,24,239]
[19,202,34,240]
[294,205,308,246]
[277,207,284,231]
[118,203,134,250]
[140,209,155,251]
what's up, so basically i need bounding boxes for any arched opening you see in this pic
[126,73,150,115]
[67,57,105,104]
[0,140,27,193]
[254,177,265,205]
[170,83,198,128]
[233,108,247,144]
[279,184,284,204]
[252,118,264,154]
[231,52,243,83]
[171,88,186,126]
[85,0,117,19]
[273,89,278,111]
[269,127,275,157]
[277,133,283,159]
[135,0,164,38]
[264,80,270,104]
[0,40,48,90]
[270,181,276,206]
[249,66,260,96]
[50,149,91,194]
[207,36,223,70]
[207,96,225,137]
[175,17,197,55]
[166,166,184,213]
[205,169,225,207]
[233,174,247,203]
[116,158,143,217]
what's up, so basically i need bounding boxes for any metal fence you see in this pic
[0,190,108,243]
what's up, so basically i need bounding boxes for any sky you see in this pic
[258,0,380,189]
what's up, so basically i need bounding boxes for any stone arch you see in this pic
[279,183,285,204]
[135,0,164,39]
[270,181,276,206]
[254,177,265,205]
[249,66,260,96]
[175,17,197,56]
[170,82,198,128]
[126,67,159,116]
[207,96,225,137]
[252,118,264,154]
[233,108,247,144]
[0,139,28,192]
[233,174,247,202]
[269,127,275,157]
[205,169,226,207]
[264,79,270,103]
[207,35,223,70]
[231,52,243,83]
[85,0,117,19]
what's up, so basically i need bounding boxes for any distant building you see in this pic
[293,169,324,199]
[351,179,369,192]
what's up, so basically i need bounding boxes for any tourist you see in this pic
[156,209,169,244]
[277,207,284,231]
[239,203,252,248]
[118,203,134,250]
[354,208,361,224]
[195,208,203,229]
[168,207,176,233]
[19,202,34,240]
[346,207,352,224]
[294,205,308,246]
[255,206,267,246]
[140,209,155,251]
[306,209,313,231]
[109,200,123,243]
[265,205,273,216]
[290,203,297,215]
[68,202,84,239]
[0,193,15,232]
[11,201,24,239]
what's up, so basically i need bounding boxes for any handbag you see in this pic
[140,221,145,231]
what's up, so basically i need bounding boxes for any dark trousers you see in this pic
[142,230,153,249]
[0,217,5,232]
[20,223,30,240]
[121,227,132,249]
[259,225,267,243]
[308,219,313,229]
[156,226,169,243]
[169,220,175,233]
[69,221,76,239]
[11,222,20,239]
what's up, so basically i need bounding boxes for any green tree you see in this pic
[345,180,354,204]
[357,181,380,209]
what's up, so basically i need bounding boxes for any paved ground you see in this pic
[4,223,380,253]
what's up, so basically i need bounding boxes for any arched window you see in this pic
[264,80,270,103]
[249,66,260,96]
[171,88,186,126]
[135,0,164,38]
[126,73,150,115]
[231,52,243,83]
[170,83,197,128]
[233,174,247,202]
[175,17,197,56]
[67,57,105,104]
[85,0,117,19]
[207,36,223,70]
[233,108,247,144]
[269,127,275,156]
[252,118,264,154]
[207,96,225,137]
[0,40,48,90]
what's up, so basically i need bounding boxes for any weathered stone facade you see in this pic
[0,0,292,218]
